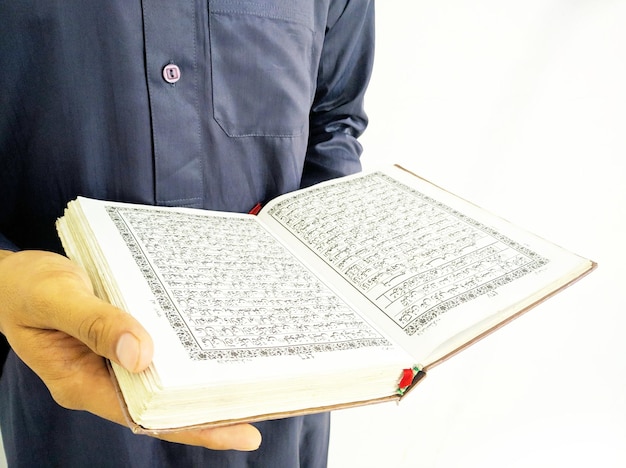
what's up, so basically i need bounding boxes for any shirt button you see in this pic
[162,64,181,84]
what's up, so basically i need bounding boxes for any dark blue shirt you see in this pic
[0,1,374,466]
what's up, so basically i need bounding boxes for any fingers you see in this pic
[17,328,262,452]
[158,424,263,451]
[25,329,262,451]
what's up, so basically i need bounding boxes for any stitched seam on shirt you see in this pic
[218,127,304,138]
[159,196,203,206]
[211,2,312,29]
[211,1,307,18]
[192,2,204,201]
[212,10,310,28]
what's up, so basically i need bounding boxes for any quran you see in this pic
[56,165,594,433]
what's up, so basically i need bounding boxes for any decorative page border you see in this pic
[106,206,390,360]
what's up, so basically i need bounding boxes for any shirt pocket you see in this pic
[208,0,316,138]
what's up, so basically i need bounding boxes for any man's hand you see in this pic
[0,249,261,451]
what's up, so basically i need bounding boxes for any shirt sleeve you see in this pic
[0,232,18,252]
[301,0,375,187]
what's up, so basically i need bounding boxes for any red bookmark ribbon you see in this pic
[397,366,422,396]
[248,203,263,216]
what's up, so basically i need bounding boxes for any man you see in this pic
[0,1,374,466]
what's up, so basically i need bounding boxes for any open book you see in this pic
[56,166,594,433]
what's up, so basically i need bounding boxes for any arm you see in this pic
[301,0,375,187]
[0,249,261,450]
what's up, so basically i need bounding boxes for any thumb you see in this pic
[61,291,155,373]
[51,254,154,372]
[4,250,154,373]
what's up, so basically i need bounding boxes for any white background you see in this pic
[2,1,625,467]
[329,1,626,467]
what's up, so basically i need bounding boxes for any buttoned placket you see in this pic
[141,0,204,207]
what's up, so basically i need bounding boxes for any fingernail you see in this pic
[116,332,141,371]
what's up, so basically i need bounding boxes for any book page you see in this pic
[259,166,592,365]
[68,199,410,391]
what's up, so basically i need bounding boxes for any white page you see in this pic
[258,166,592,366]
